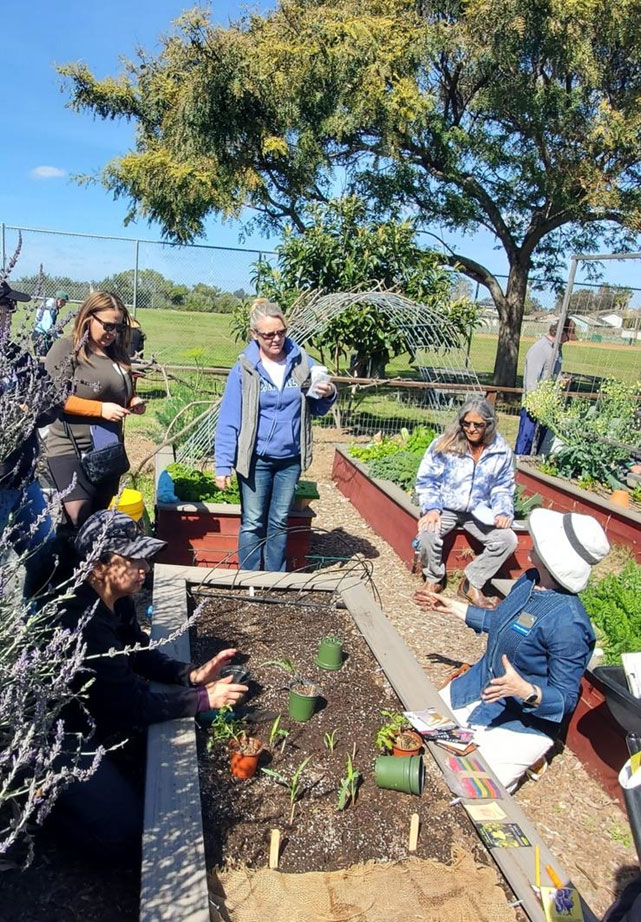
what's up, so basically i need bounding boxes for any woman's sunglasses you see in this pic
[255,327,287,341]
[461,420,487,430]
[91,314,126,334]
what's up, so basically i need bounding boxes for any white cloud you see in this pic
[30,165,67,179]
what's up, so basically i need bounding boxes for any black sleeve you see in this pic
[117,597,193,686]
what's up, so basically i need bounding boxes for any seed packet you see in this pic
[403,708,457,733]
[476,821,531,848]
[462,803,507,822]
[540,886,585,922]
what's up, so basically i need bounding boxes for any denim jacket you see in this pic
[415,433,515,517]
[450,571,595,737]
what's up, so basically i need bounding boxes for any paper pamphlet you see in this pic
[476,822,531,848]
[403,709,457,733]
[462,803,507,822]
[540,886,584,922]
[445,755,503,799]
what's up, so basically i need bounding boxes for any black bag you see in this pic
[65,422,130,486]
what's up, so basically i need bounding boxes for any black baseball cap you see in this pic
[74,510,167,561]
[0,280,31,308]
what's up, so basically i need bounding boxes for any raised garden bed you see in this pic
[143,564,598,922]
[516,461,641,562]
[153,446,315,570]
[333,446,533,577]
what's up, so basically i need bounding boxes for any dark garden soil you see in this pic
[191,588,490,877]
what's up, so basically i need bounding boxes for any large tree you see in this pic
[60,0,641,385]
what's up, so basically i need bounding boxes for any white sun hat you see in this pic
[528,508,610,593]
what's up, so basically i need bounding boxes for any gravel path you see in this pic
[307,432,637,919]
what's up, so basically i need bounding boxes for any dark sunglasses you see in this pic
[92,314,126,334]
[461,420,487,430]
[255,327,287,341]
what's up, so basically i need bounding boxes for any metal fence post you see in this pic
[133,239,140,316]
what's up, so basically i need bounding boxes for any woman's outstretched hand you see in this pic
[190,648,237,686]
[205,675,249,709]
[418,510,441,533]
[481,655,532,703]
[413,588,467,621]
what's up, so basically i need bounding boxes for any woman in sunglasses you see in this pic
[215,298,336,571]
[415,396,517,609]
[44,291,145,528]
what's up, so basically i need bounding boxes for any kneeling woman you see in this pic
[215,298,336,571]
[414,509,609,792]
[415,396,517,609]
[53,511,248,858]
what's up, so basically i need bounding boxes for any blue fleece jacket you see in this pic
[215,339,335,476]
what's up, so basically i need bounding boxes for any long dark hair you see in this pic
[73,291,131,367]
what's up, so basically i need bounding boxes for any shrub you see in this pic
[350,426,437,492]
[581,561,641,664]
[167,462,242,504]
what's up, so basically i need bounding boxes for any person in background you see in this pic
[128,317,146,359]
[415,396,517,609]
[413,509,608,792]
[33,289,69,356]
[215,298,336,571]
[52,510,248,858]
[44,291,146,529]
[514,318,577,456]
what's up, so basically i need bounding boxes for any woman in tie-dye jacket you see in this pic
[415,396,517,609]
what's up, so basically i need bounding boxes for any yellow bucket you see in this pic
[110,488,145,522]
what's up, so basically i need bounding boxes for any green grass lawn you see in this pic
[138,311,641,385]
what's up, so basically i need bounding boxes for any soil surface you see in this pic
[191,589,494,879]
[305,432,639,918]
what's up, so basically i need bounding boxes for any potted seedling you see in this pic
[262,756,312,824]
[229,732,265,780]
[376,709,423,757]
[288,680,321,722]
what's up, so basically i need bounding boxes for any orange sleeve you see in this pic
[64,395,103,418]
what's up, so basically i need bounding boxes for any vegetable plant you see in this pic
[513,485,542,519]
[262,756,312,823]
[268,715,290,753]
[375,710,413,752]
[337,753,361,811]
[260,657,298,677]
[207,706,247,751]
[323,729,337,753]
[581,561,641,664]
[167,462,242,504]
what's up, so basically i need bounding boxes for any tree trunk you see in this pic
[492,261,530,387]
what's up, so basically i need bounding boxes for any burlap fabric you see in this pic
[211,848,515,922]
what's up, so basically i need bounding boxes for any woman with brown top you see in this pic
[44,291,146,527]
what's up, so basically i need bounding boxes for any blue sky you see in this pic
[3,0,641,302]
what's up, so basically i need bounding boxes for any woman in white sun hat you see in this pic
[414,508,610,792]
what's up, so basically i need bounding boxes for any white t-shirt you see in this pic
[261,356,287,390]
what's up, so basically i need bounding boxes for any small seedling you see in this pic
[268,715,290,753]
[323,729,337,753]
[337,753,361,811]
[207,706,247,751]
[260,657,298,676]
[262,756,312,823]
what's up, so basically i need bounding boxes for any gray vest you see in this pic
[235,350,313,478]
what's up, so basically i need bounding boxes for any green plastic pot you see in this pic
[288,682,319,722]
[374,755,424,795]
[316,635,343,671]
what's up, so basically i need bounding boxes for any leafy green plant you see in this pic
[260,657,298,677]
[581,561,641,664]
[513,485,542,520]
[323,729,337,753]
[268,716,290,753]
[167,462,242,504]
[262,756,312,823]
[337,753,361,811]
[375,710,412,753]
[631,483,641,505]
[206,706,247,751]
[368,450,426,493]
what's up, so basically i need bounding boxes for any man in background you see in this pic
[514,318,576,456]
[33,289,69,355]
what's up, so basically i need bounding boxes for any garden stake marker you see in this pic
[408,813,420,852]
[269,829,281,870]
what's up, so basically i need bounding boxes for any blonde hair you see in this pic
[249,297,286,331]
[433,396,498,455]
[73,291,131,366]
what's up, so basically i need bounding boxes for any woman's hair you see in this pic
[73,291,131,366]
[433,396,498,455]
[249,297,286,331]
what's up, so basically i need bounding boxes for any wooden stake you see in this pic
[408,813,420,852]
[269,828,281,869]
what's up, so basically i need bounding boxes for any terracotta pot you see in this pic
[229,737,264,779]
[611,489,631,508]
[391,729,423,757]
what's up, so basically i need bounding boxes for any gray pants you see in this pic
[419,509,518,589]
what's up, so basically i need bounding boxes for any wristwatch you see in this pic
[523,684,539,707]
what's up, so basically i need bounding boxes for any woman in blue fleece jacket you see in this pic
[215,299,336,571]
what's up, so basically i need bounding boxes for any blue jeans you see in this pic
[0,480,54,596]
[514,408,547,456]
[237,455,301,571]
